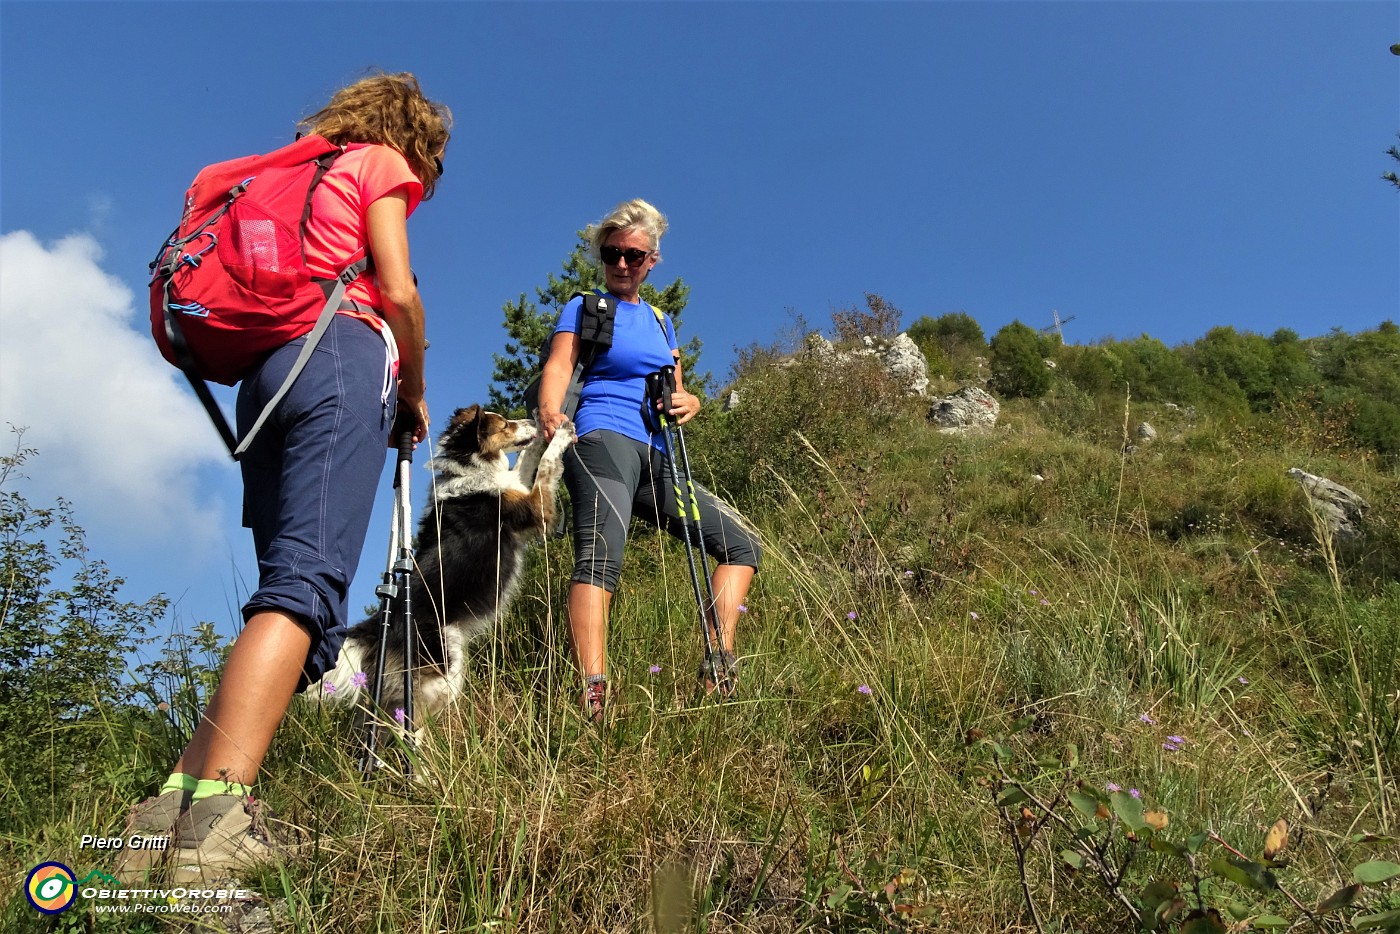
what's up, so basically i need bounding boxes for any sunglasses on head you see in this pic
[600,245,651,267]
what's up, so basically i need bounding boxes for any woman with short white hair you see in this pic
[536,198,761,723]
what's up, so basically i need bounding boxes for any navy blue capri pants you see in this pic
[236,315,396,688]
[563,429,762,592]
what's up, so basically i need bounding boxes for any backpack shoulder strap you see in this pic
[560,289,610,417]
[644,299,671,349]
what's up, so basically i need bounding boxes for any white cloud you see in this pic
[0,230,229,550]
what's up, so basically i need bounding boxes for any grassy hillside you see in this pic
[3,328,1399,932]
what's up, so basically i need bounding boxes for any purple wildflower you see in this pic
[969,611,980,620]
[903,570,914,577]
[1029,589,1038,596]
[351,671,369,689]
[1163,742,1182,752]
[649,664,662,674]
[323,682,336,695]
[1238,676,1249,685]
[847,611,858,620]
[1039,599,1050,607]
[1106,782,1122,793]
[857,684,872,695]
[394,707,406,725]
[737,604,748,613]
[1129,788,1141,799]
[1138,712,1157,725]
[1167,735,1185,745]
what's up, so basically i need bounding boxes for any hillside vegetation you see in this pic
[3,310,1398,933]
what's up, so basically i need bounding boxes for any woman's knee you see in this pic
[570,561,621,593]
[721,537,762,572]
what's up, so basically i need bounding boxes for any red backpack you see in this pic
[149,134,370,458]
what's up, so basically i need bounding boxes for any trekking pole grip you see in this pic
[645,371,663,409]
[655,368,674,412]
[392,410,416,464]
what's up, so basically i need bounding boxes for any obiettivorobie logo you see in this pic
[25,863,93,914]
[24,861,250,916]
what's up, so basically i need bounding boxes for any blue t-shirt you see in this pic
[554,290,678,448]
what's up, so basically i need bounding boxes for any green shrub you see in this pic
[989,320,1054,399]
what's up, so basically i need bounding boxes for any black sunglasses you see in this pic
[600,245,651,267]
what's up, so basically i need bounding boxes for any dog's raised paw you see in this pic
[550,420,577,450]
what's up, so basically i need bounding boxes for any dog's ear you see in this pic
[438,405,483,456]
[450,405,481,432]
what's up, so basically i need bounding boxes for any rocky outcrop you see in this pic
[881,333,929,396]
[1286,468,1369,541]
[792,331,930,396]
[928,386,999,433]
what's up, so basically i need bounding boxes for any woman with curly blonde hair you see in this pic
[115,72,451,886]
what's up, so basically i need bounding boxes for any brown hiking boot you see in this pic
[171,794,276,885]
[112,789,190,885]
[698,648,739,698]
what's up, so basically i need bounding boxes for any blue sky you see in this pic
[2,1,1396,649]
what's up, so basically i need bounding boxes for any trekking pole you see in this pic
[660,366,729,691]
[645,371,728,697]
[361,418,418,776]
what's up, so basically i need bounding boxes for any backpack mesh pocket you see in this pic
[219,199,307,299]
[237,218,281,272]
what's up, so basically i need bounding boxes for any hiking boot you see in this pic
[697,648,739,698]
[171,794,276,885]
[112,789,191,885]
[581,676,608,724]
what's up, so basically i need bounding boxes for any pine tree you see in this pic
[488,233,704,416]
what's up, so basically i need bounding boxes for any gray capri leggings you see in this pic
[563,429,762,593]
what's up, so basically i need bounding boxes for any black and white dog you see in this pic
[309,405,574,722]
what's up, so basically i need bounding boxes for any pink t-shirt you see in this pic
[303,142,423,322]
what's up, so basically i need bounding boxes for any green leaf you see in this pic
[1110,790,1145,831]
[1209,856,1277,892]
[996,787,1029,808]
[1186,831,1209,854]
[1225,900,1253,920]
[1069,791,1101,820]
[1318,884,1363,913]
[1139,880,1178,912]
[1353,908,1400,930]
[1179,912,1228,934]
[1254,915,1289,928]
[992,742,1014,762]
[1353,860,1400,885]
[1149,837,1187,858]
[1063,743,1079,768]
[1350,833,1398,845]
[1060,849,1084,870]
[1009,715,1035,733]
